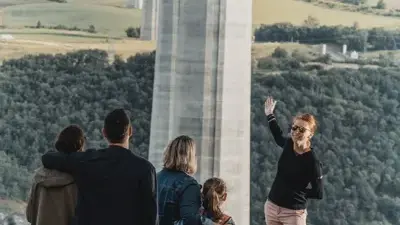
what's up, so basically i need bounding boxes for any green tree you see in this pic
[125,27,141,38]
[376,0,386,9]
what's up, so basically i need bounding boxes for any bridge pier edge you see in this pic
[140,0,158,40]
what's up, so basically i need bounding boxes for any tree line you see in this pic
[254,22,400,52]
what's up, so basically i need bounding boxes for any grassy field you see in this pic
[0,0,400,62]
[0,0,46,7]
[252,42,319,59]
[1,2,141,36]
[253,0,400,28]
[1,0,400,35]
[0,29,156,61]
[76,0,128,7]
[0,0,126,7]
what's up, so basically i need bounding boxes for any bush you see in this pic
[291,50,310,63]
[26,22,96,33]
[271,47,289,58]
[304,64,324,70]
[125,27,141,38]
[258,57,278,70]
[88,25,96,33]
[280,58,302,69]
[376,0,386,9]
[315,54,332,64]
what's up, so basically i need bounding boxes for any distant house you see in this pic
[0,34,14,41]
[350,51,359,59]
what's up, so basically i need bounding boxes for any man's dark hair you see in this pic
[104,109,131,143]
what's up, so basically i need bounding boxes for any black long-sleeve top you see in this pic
[267,114,323,210]
[41,146,158,225]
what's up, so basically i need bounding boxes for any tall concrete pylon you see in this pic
[148,0,252,225]
[140,0,158,40]
[0,10,3,27]
[126,0,143,9]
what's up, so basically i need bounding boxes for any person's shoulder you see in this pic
[200,216,215,225]
[180,174,200,195]
[158,168,198,184]
[308,149,320,160]
[43,148,95,159]
[200,213,235,225]
[76,148,98,159]
[166,170,198,186]
[219,214,235,225]
[85,148,97,153]
[225,217,236,225]
[130,152,156,170]
[166,172,200,195]
[308,150,323,168]
[80,148,96,155]
[182,173,198,185]
[69,148,97,156]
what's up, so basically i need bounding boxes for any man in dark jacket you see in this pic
[41,109,158,225]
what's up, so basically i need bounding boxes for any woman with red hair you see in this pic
[263,96,323,225]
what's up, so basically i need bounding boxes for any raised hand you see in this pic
[264,96,277,116]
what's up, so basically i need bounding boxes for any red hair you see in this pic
[294,113,317,133]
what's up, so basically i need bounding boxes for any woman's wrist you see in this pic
[266,113,275,122]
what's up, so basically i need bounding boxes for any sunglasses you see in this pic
[291,125,309,133]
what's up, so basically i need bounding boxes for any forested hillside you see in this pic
[0,50,399,225]
[0,50,154,200]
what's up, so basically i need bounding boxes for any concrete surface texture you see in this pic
[148,0,252,224]
[126,0,143,9]
[140,0,158,40]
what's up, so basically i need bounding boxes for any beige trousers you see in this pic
[264,200,307,225]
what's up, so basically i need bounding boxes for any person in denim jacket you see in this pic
[157,135,202,225]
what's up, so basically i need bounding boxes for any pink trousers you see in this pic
[264,200,307,225]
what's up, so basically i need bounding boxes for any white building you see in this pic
[350,51,359,59]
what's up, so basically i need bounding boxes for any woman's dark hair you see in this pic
[55,125,85,153]
[202,177,227,221]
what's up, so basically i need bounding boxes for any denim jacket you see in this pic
[175,208,236,225]
[157,168,202,225]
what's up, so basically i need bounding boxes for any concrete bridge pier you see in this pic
[148,0,252,224]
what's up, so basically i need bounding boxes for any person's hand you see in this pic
[264,96,277,116]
